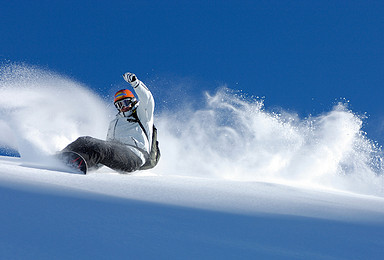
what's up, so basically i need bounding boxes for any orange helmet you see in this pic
[113,89,139,113]
[114,89,135,103]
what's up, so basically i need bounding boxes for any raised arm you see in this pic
[123,72,154,123]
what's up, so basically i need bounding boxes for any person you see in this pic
[62,72,155,173]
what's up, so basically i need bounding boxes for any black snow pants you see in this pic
[62,136,143,173]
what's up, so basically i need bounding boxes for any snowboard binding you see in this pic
[57,151,88,174]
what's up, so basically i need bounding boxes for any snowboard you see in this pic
[57,151,88,174]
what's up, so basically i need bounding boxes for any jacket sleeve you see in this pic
[106,118,117,141]
[133,80,155,125]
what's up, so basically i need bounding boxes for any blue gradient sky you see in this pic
[1,0,384,141]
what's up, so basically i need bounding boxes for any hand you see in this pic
[123,72,139,87]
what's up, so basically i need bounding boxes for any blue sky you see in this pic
[1,0,384,141]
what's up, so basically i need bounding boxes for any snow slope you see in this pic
[1,64,384,259]
[1,156,384,259]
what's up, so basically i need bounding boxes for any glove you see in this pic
[123,72,139,88]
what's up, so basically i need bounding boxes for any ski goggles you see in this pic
[114,97,136,110]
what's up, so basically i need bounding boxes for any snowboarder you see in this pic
[61,72,158,173]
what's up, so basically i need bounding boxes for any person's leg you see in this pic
[62,136,142,173]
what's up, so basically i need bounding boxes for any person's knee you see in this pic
[74,136,94,145]
[77,136,93,142]
[64,136,92,151]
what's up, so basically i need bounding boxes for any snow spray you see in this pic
[155,88,384,196]
[0,63,111,161]
[0,63,383,196]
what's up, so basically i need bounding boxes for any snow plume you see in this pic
[155,88,384,196]
[0,63,383,196]
[0,63,111,161]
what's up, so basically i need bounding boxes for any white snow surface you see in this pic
[1,64,384,259]
[1,156,384,259]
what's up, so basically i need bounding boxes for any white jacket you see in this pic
[106,80,154,165]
